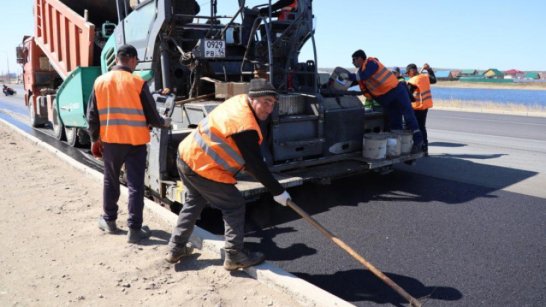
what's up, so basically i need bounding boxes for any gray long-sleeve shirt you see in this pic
[86,65,164,142]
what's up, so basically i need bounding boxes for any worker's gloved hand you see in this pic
[91,140,103,158]
[162,116,172,128]
[273,190,291,207]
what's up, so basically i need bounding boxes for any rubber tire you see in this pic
[65,127,80,147]
[51,102,66,141]
[29,96,46,128]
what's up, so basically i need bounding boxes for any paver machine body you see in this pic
[18,0,421,206]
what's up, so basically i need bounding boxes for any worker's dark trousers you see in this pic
[102,143,147,230]
[377,83,423,145]
[414,109,429,148]
[169,158,246,252]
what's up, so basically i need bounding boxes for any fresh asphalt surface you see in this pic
[2,87,545,306]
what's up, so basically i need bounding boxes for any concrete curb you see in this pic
[0,118,353,307]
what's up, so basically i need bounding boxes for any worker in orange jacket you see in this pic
[406,63,436,156]
[165,79,291,270]
[87,44,170,243]
[347,50,423,152]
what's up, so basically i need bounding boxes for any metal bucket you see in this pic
[391,130,413,154]
[362,133,387,160]
[385,133,401,158]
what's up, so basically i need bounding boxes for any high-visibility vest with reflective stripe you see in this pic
[179,94,263,184]
[408,74,433,110]
[357,57,398,97]
[279,0,297,21]
[94,70,150,145]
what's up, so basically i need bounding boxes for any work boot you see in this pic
[127,225,151,243]
[98,216,118,234]
[223,249,265,271]
[165,242,194,264]
[411,130,424,154]
[410,141,423,155]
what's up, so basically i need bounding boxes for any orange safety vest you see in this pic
[94,70,150,145]
[279,0,298,21]
[357,57,398,97]
[408,74,433,110]
[179,94,263,184]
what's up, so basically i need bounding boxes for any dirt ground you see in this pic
[0,122,302,307]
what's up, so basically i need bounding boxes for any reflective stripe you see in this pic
[193,132,240,175]
[200,119,245,166]
[366,67,393,92]
[420,90,431,96]
[377,69,393,84]
[100,119,148,127]
[98,107,145,116]
[422,94,432,101]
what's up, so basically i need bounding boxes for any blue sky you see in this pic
[2,0,545,75]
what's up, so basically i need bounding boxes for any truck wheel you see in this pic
[52,102,66,141]
[29,95,46,127]
[65,127,81,147]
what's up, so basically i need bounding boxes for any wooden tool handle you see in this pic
[286,199,421,307]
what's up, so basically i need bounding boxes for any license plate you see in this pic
[204,40,225,58]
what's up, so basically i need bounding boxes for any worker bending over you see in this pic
[87,44,170,243]
[406,63,436,156]
[347,50,423,152]
[165,79,291,270]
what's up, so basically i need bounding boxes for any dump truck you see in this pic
[17,0,422,209]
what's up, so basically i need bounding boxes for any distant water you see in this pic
[432,87,546,106]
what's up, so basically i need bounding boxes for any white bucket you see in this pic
[385,133,401,158]
[362,133,387,160]
[391,130,413,154]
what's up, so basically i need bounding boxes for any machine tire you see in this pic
[29,95,46,127]
[52,101,66,141]
[65,127,81,147]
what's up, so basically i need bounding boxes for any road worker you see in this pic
[86,44,170,243]
[406,63,437,156]
[165,79,291,270]
[347,50,423,152]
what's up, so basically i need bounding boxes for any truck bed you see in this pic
[34,0,99,79]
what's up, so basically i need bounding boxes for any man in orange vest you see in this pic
[406,63,436,156]
[165,79,292,270]
[348,50,423,152]
[87,44,170,243]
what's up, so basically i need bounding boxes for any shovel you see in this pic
[286,199,422,307]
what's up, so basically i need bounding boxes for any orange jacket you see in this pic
[179,94,263,184]
[357,57,398,97]
[408,74,433,110]
[94,70,150,145]
[279,0,297,21]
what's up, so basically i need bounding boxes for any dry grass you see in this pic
[435,81,546,90]
[434,98,546,117]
